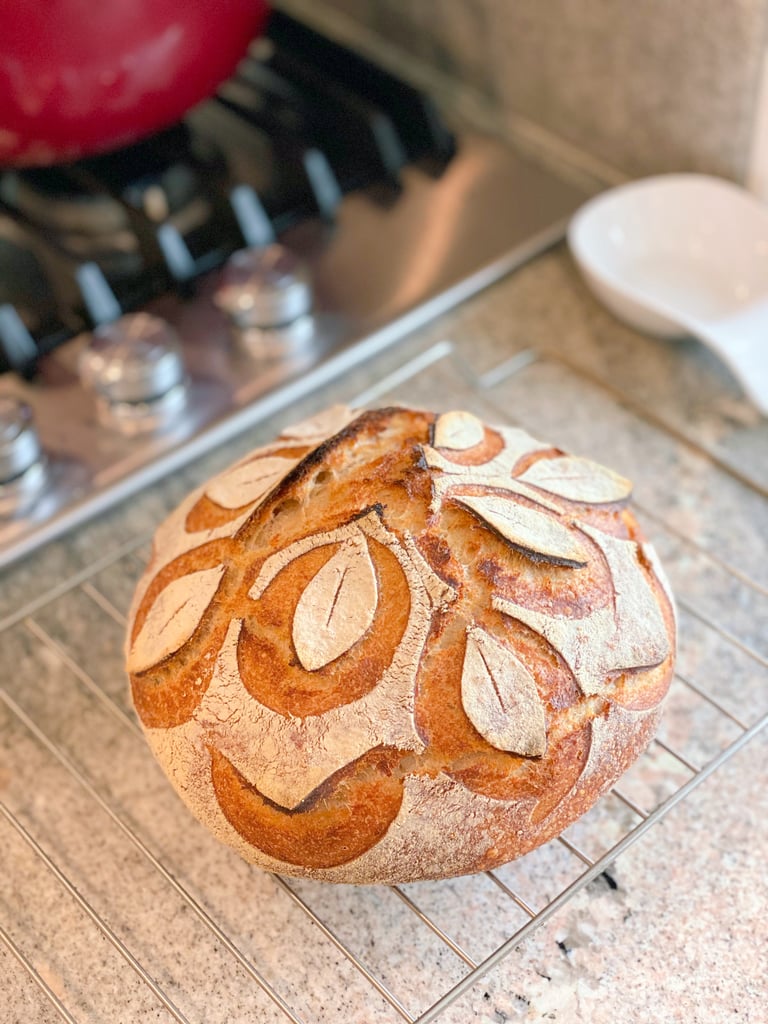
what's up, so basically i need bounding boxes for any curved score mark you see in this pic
[606,662,674,712]
[432,424,505,466]
[238,537,411,717]
[415,622,579,758]
[185,493,254,533]
[131,620,230,730]
[185,446,313,533]
[415,616,591,820]
[210,745,405,868]
[450,722,592,824]
[129,540,236,730]
[129,539,233,646]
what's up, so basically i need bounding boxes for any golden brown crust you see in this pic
[126,405,676,883]
[210,745,405,869]
[237,537,411,717]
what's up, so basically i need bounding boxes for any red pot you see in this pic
[0,1,270,167]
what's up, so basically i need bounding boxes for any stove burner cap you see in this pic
[79,313,186,406]
[215,244,312,329]
[0,396,42,484]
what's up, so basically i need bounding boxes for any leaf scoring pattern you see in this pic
[432,410,485,450]
[493,525,671,696]
[205,456,297,510]
[280,404,356,442]
[455,494,587,567]
[461,628,547,755]
[127,403,673,881]
[292,529,379,671]
[519,456,632,504]
[128,565,225,674]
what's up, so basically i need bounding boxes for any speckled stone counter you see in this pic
[2,246,766,1024]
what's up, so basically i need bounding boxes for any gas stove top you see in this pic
[0,11,588,569]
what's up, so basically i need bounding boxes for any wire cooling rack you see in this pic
[2,340,767,1024]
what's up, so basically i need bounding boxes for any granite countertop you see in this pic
[2,246,766,1024]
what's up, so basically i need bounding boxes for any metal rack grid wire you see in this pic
[1,342,767,1024]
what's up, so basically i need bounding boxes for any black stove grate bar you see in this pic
[265,11,456,168]
[241,46,410,190]
[58,152,246,284]
[215,84,344,223]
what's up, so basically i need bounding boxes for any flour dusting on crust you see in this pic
[127,405,676,883]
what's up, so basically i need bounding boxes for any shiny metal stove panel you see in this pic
[0,134,588,568]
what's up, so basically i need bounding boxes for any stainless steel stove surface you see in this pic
[0,11,588,569]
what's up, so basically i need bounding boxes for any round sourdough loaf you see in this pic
[126,405,676,883]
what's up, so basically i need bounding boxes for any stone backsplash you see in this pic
[276,0,768,184]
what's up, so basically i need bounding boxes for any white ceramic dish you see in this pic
[568,174,768,413]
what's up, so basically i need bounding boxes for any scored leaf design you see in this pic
[128,565,225,674]
[292,529,379,671]
[279,404,356,442]
[461,628,547,755]
[432,410,485,450]
[205,456,297,510]
[455,494,587,567]
[493,525,671,696]
[518,456,632,505]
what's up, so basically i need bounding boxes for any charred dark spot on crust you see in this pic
[503,538,587,570]
[351,502,385,522]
